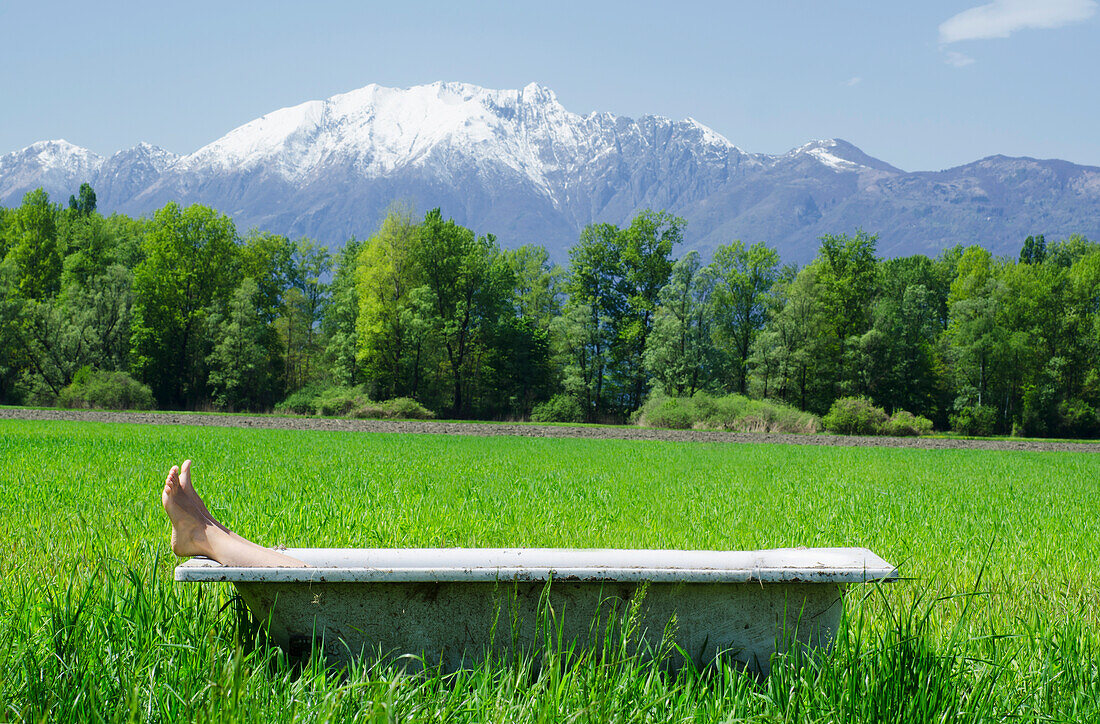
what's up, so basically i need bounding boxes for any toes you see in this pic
[180,460,193,489]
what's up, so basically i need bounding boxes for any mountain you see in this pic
[0,140,104,204]
[3,81,1099,263]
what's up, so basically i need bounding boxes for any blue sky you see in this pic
[1,0,1097,171]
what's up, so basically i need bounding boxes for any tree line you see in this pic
[2,184,1099,437]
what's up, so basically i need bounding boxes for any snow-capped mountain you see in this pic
[0,140,104,203]
[3,82,1099,262]
[95,143,180,211]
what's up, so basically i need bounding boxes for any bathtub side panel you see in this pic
[233,581,844,674]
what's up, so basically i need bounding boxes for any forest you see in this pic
[2,183,1099,437]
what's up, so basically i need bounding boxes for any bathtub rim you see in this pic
[174,546,898,584]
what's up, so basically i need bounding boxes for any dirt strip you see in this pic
[3,407,1099,453]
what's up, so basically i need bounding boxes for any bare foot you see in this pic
[161,460,309,567]
[177,460,229,532]
[162,464,214,557]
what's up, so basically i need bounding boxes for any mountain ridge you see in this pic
[2,81,1098,263]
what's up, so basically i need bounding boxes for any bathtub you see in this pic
[176,547,897,674]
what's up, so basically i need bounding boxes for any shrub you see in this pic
[349,401,386,419]
[56,386,83,409]
[634,395,696,429]
[530,394,584,424]
[1056,400,1100,439]
[881,410,934,437]
[732,398,820,434]
[381,397,435,420]
[950,405,997,437]
[634,392,819,434]
[823,397,888,435]
[58,370,154,411]
[274,385,326,415]
[350,397,434,420]
[314,386,369,416]
[274,385,435,420]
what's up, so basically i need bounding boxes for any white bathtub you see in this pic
[176,547,897,674]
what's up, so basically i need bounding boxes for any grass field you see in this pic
[1,419,1098,722]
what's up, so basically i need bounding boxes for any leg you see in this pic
[162,460,307,567]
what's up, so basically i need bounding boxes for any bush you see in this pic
[823,398,935,436]
[58,370,154,411]
[530,394,584,424]
[823,397,888,435]
[381,397,435,420]
[1056,400,1100,439]
[274,384,326,415]
[350,397,434,420]
[634,395,696,429]
[881,410,934,437]
[274,385,435,420]
[634,392,819,434]
[315,386,367,416]
[950,405,997,437]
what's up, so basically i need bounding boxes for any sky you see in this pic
[1,0,1097,172]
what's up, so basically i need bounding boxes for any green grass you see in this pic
[925,431,1100,444]
[1,419,1099,722]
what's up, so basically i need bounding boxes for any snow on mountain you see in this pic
[95,143,180,210]
[10,139,104,175]
[788,140,865,172]
[113,81,758,246]
[778,139,903,176]
[2,82,1099,263]
[171,81,742,204]
[0,140,104,202]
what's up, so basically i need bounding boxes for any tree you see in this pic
[945,246,1008,416]
[322,239,363,387]
[1019,234,1047,265]
[1068,248,1100,407]
[616,210,683,409]
[480,316,554,418]
[750,263,832,411]
[709,240,780,393]
[878,251,958,333]
[1000,257,1076,434]
[643,252,717,396]
[0,262,133,403]
[240,231,294,323]
[280,239,331,391]
[67,182,97,216]
[6,189,61,300]
[817,230,878,341]
[413,208,512,417]
[505,244,565,329]
[557,210,681,419]
[62,264,134,376]
[856,284,939,416]
[207,278,272,410]
[560,223,622,420]
[62,212,115,288]
[1047,234,1098,269]
[356,208,424,399]
[130,203,241,407]
[815,230,879,399]
[0,206,12,260]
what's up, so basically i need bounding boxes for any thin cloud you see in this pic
[845,77,862,87]
[939,0,1097,44]
[944,50,976,67]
